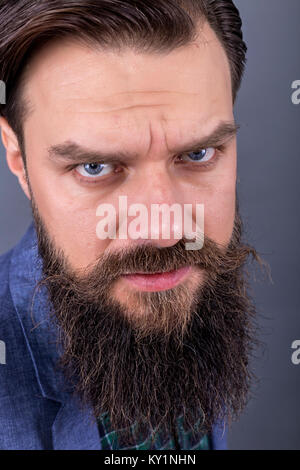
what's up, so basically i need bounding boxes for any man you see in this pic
[0,0,263,450]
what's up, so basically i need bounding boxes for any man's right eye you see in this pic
[75,162,115,179]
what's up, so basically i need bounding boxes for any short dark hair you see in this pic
[0,0,247,157]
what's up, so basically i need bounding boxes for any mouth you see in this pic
[122,266,192,292]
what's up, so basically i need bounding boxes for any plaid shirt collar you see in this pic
[97,412,211,450]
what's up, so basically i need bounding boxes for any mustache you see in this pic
[74,219,255,285]
[36,209,266,322]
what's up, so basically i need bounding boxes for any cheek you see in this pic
[188,162,237,247]
[205,189,236,246]
[26,157,110,270]
[206,146,237,246]
[203,169,237,246]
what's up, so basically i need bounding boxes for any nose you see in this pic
[119,167,184,249]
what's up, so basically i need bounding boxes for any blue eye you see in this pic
[181,148,216,163]
[76,162,114,178]
[83,163,104,175]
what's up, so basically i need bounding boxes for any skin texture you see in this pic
[0,21,236,311]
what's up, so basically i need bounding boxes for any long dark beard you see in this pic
[31,197,264,446]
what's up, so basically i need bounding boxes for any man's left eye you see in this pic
[180,148,216,163]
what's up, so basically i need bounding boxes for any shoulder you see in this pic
[0,234,60,449]
[0,238,37,374]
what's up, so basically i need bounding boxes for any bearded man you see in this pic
[0,0,263,450]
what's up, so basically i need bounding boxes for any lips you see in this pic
[122,266,191,292]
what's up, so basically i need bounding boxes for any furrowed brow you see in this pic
[47,121,239,166]
[47,142,133,166]
[175,121,239,154]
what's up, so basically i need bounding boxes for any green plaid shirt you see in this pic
[97,412,211,450]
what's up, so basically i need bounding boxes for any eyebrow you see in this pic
[47,121,239,166]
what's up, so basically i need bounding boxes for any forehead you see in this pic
[23,21,233,151]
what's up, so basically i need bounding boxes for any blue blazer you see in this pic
[0,222,227,450]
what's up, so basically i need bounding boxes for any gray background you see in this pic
[0,0,299,450]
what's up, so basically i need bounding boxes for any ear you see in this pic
[0,117,31,200]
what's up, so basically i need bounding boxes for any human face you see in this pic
[18,22,236,302]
